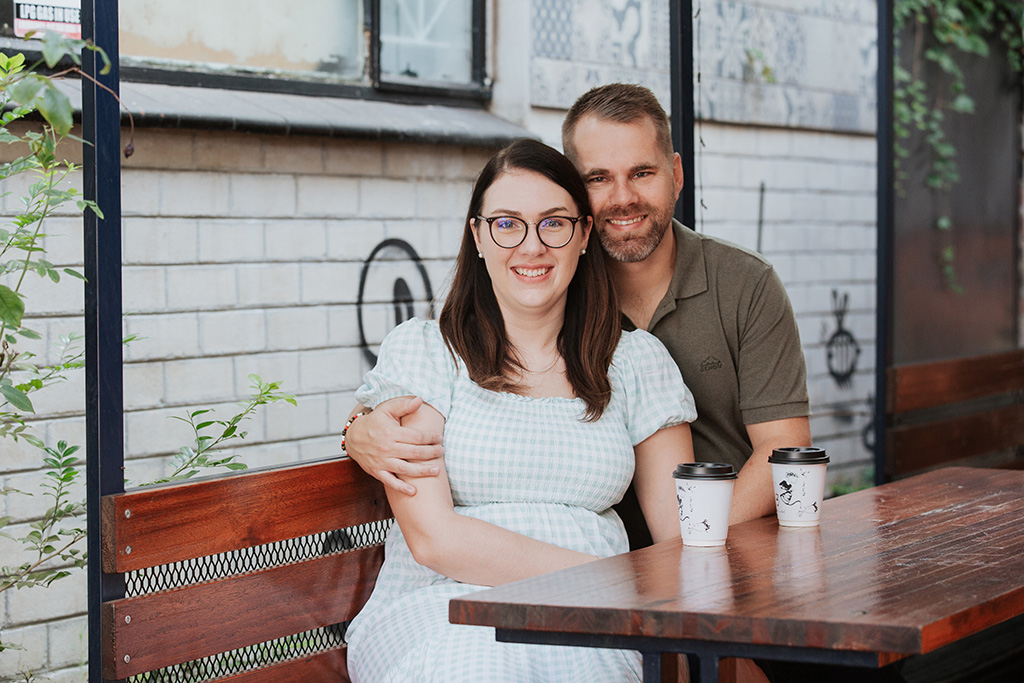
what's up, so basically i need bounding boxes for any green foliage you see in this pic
[147,375,297,486]
[893,0,1023,292]
[0,35,292,659]
[0,441,87,653]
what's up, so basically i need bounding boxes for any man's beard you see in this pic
[596,204,673,263]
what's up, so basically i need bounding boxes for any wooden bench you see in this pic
[885,348,1024,479]
[99,456,717,683]
[100,456,390,682]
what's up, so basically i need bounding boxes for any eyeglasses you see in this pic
[474,215,585,249]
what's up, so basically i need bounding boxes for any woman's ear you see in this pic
[471,220,484,254]
[581,216,593,247]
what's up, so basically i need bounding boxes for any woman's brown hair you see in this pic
[439,138,621,421]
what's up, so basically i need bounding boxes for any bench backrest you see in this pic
[100,456,391,681]
[885,349,1024,478]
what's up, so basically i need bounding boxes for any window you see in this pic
[1,0,487,102]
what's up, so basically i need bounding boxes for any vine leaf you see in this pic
[1,385,34,412]
[0,285,25,327]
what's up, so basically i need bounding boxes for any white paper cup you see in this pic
[672,463,737,546]
[768,447,830,527]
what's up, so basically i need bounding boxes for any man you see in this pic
[344,83,811,532]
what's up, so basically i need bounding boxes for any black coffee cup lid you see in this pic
[672,462,737,480]
[768,447,830,465]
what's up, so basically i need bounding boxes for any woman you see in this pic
[345,138,696,682]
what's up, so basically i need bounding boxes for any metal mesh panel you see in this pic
[125,519,392,595]
[127,624,348,683]
[125,518,392,682]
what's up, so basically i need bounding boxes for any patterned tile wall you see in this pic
[531,0,877,133]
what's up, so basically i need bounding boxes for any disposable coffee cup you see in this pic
[768,447,830,527]
[672,463,737,546]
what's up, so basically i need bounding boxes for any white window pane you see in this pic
[119,0,363,81]
[380,0,473,85]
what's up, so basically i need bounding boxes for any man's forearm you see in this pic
[731,417,812,525]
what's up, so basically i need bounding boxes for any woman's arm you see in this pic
[633,423,694,544]
[388,400,599,587]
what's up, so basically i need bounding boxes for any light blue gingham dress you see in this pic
[346,318,696,683]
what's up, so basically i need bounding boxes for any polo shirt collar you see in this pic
[643,220,707,331]
[667,218,709,301]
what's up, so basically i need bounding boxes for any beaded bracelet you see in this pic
[340,411,367,454]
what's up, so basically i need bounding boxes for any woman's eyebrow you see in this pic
[487,206,571,216]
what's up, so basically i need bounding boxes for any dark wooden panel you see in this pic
[101,457,390,572]
[102,545,383,679]
[887,349,1024,414]
[211,647,348,683]
[887,403,1024,474]
[451,468,1024,657]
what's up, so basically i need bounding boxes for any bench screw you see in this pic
[124,655,131,664]
[125,509,131,518]
[125,615,131,624]
[125,545,132,555]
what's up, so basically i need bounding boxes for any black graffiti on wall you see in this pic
[826,290,861,388]
[356,239,435,366]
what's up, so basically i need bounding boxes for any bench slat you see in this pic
[102,457,390,572]
[887,349,1024,414]
[887,403,1024,474]
[210,647,349,683]
[101,544,383,680]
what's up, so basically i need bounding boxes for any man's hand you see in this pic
[344,397,444,496]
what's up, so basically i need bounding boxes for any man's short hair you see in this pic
[561,83,674,165]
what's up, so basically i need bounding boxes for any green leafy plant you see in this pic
[893,0,1023,292]
[148,375,298,486]
[0,34,294,658]
[0,33,113,656]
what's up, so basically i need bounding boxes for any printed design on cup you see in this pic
[775,470,820,519]
[677,482,713,537]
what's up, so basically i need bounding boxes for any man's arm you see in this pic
[730,416,811,525]
[343,397,444,496]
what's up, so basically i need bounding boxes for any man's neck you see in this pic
[608,225,677,331]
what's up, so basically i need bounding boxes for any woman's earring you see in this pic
[478,252,484,259]
[580,248,586,255]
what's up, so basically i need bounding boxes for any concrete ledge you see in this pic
[55,80,532,146]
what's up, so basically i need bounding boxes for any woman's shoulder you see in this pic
[381,317,442,345]
[615,328,671,359]
[377,318,450,363]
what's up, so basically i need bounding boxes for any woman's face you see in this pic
[473,170,591,321]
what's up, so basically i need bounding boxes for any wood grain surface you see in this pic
[101,456,390,572]
[451,467,1024,657]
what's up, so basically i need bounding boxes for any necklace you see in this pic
[520,355,560,375]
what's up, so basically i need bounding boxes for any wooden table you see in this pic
[450,467,1024,682]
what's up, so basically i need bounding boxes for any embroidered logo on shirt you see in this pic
[700,356,723,372]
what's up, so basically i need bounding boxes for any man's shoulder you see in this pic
[680,226,773,271]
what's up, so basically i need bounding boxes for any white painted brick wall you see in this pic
[197,219,266,262]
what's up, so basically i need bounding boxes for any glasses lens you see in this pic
[537,217,573,248]
[490,216,527,247]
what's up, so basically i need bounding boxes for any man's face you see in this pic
[569,115,683,263]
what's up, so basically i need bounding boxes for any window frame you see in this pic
[1,0,490,108]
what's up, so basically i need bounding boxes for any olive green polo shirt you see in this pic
[623,221,809,471]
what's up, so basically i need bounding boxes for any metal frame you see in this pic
[670,0,697,229]
[874,0,895,485]
[496,629,883,683]
[82,2,125,681]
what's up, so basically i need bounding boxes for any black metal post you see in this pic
[670,0,697,229]
[82,0,125,681]
[874,0,894,485]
